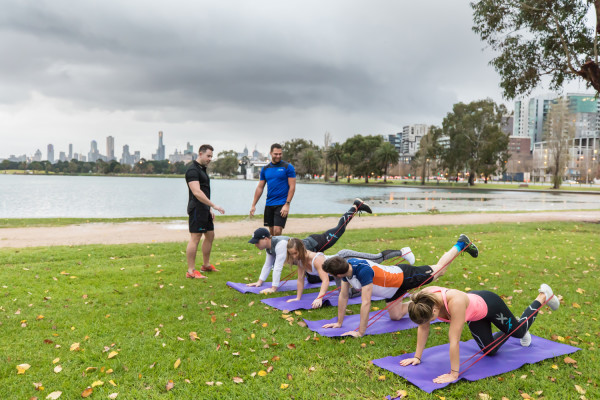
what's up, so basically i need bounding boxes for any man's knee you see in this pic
[189,233,203,245]
[272,226,283,236]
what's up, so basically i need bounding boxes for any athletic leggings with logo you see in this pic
[467,290,541,355]
[305,208,356,252]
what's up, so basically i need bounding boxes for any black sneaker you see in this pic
[353,198,372,214]
[457,234,478,258]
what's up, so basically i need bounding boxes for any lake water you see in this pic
[1,174,599,218]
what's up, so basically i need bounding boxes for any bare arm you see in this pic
[288,267,305,302]
[280,177,296,218]
[188,181,224,214]
[399,322,430,367]
[433,293,467,384]
[344,283,372,337]
[250,180,266,216]
[322,280,349,329]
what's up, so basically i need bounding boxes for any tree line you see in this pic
[0,158,189,175]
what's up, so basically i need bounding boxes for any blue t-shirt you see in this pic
[342,258,374,286]
[259,161,296,206]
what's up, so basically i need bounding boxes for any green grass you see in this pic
[1,222,598,399]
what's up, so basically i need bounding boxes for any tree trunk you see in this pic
[334,162,339,182]
[365,175,369,184]
[383,165,388,183]
[421,161,427,185]
[468,172,475,186]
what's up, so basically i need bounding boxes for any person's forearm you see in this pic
[286,185,295,203]
[296,276,304,299]
[251,186,264,207]
[193,189,216,208]
[358,301,371,335]
[415,325,430,359]
[337,293,348,324]
[449,341,460,373]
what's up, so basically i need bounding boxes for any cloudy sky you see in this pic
[0,0,591,160]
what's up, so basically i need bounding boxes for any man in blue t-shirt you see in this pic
[249,143,296,236]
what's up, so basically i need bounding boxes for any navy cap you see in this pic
[248,227,271,244]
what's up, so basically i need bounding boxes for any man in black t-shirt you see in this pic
[185,144,225,279]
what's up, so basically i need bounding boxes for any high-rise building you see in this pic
[47,144,54,163]
[68,144,73,160]
[121,144,132,165]
[107,136,115,161]
[400,124,429,162]
[152,131,166,161]
[33,149,42,162]
[59,151,67,162]
[88,140,100,162]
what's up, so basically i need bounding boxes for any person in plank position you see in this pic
[400,283,560,384]
[285,237,415,309]
[321,234,479,337]
[247,198,372,294]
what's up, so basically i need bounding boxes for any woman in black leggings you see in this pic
[399,284,560,384]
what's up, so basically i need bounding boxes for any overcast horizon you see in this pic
[1,0,595,160]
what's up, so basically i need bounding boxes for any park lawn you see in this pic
[0,222,598,399]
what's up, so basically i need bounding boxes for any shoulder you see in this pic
[185,164,200,180]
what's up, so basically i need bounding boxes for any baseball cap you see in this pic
[248,227,271,244]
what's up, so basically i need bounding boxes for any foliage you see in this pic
[543,98,576,189]
[374,142,400,183]
[341,135,384,183]
[414,127,442,185]
[298,148,322,179]
[282,139,320,170]
[326,143,344,182]
[0,222,598,399]
[471,0,599,98]
[210,150,240,177]
[441,99,509,185]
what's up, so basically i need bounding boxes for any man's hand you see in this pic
[311,298,323,309]
[286,298,300,303]
[433,372,459,384]
[280,203,290,217]
[213,205,225,215]
[399,358,421,367]
[322,322,342,329]
[246,281,262,287]
[260,287,277,295]
[341,330,362,338]
[249,206,256,217]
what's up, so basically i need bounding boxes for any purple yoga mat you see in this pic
[373,335,580,393]
[226,279,334,294]
[304,311,441,337]
[261,291,385,311]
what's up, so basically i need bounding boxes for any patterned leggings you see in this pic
[467,290,540,356]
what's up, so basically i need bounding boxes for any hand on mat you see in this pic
[286,298,300,303]
[322,322,342,329]
[433,372,459,384]
[246,281,262,287]
[260,287,277,294]
[311,298,323,309]
[341,330,362,337]
[399,357,421,366]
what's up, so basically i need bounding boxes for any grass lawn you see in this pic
[1,222,598,399]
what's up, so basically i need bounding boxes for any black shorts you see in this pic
[188,207,214,233]
[386,265,434,303]
[264,205,288,228]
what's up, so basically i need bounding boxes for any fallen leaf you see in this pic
[211,316,216,323]
[81,387,93,398]
[215,382,223,386]
[479,394,491,400]
[46,391,62,399]
[280,383,289,389]
[107,351,118,359]
[91,381,103,387]
[166,380,174,391]
[108,394,118,399]
[378,375,386,381]
[206,382,214,386]
[287,343,296,350]
[85,367,96,372]
[575,385,586,395]
[564,356,577,364]
[16,363,31,374]
[520,393,532,399]
[189,332,198,341]
[572,303,581,309]
[177,315,184,320]
[233,377,244,384]
[106,369,113,374]
[70,343,80,351]
[287,373,292,380]
[552,364,558,369]
[174,359,181,369]
[53,365,62,373]
[258,370,267,376]
[262,323,268,328]
[248,301,254,306]
[36,315,44,320]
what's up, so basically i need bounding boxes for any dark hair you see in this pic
[407,291,440,325]
[322,256,349,276]
[270,143,282,152]
[199,144,214,153]
[286,238,308,267]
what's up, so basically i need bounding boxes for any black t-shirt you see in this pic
[185,161,210,214]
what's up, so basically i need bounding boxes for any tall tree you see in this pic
[210,150,239,177]
[299,148,322,179]
[374,142,399,183]
[323,132,331,182]
[282,139,319,167]
[414,127,442,185]
[543,98,576,189]
[327,143,344,182]
[341,135,384,183]
[472,1,600,98]
[442,99,508,186]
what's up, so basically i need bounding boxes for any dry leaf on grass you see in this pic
[108,394,118,399]
[46,391,62,399]
[166,380,174,391]
[70,343,80,351]
[564,356,577,364]
[174,359,181,369]
[91,381,103,387]
[81,387,93,398]
[233,377,244,383]
[108,351,118,359]
[53,365,62,373]
[16,364,31,374]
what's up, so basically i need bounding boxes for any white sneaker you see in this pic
[520,331,532,347]
[401,247,415,265]
[539,284,560,311]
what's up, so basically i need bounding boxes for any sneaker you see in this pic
[353,198,372,214]
[401,247,415,265]
[186,270,207,279]
[520,331,532,347]
[349,287,362,298]
[201,264,219,272]
[457,234,478,258]
[539,283,560,310]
